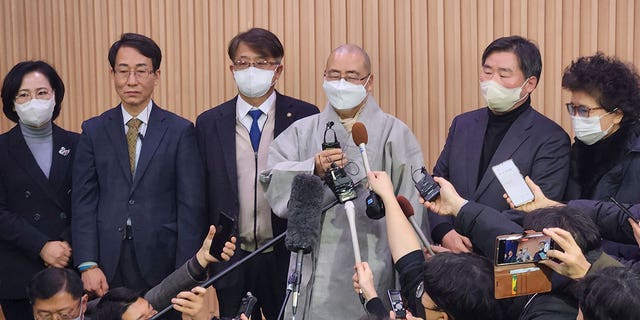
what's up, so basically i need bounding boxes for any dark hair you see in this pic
[580,266,640,320]
[93,287,143,320]
[482,35,542,81]
[1,60,65,123]
[227,28,284,61]
[523,206,601,253]
[108,33,162,71]
[562,53,640,125]
[423,252,503,320]
[28,268,83,304]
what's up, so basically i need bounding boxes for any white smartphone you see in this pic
[492,159,534,207]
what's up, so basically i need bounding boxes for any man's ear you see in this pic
[524,76,538,94]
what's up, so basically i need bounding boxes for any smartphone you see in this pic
[495,232,556,266]
[235,292,257,319]
[387,289,406,319]
[209,211,237,261]
[492,159,534,207]
[609,196,640,224]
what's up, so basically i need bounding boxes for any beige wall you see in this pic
[2,0,640,168]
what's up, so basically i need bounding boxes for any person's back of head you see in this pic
[423,252,503,320]
[523,206,601,253]
[94,287,142,320]
[579,266,640,320]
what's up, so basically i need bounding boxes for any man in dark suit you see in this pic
[195,28,318,320]
[427,36,571,253]
[72,33,206,298]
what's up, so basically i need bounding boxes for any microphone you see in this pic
[344,200,366,305]
[285,174,324,316]
[397,195,434,256]
[352,122,385,220]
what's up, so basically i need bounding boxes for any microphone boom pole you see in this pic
[149,232,287,319]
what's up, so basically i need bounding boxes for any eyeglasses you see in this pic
[15,88,53,104]
[416,281,443,313]
[34,299,82,320]
[113,68,156,81]
[565,102,605,118]
[324,71,371,85]
[233,60,280,70]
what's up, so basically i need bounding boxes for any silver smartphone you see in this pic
[492,159,534,207]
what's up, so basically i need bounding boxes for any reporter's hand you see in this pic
[419,177,466,217]
[366,171,395,199]
[390,310,424,320]
[172,286,206,320]
[628,218,640,248]
[314,148,347,176]
[81,267,109,297]
[353,262,377,301]
[196,225,237,268]
[538,227,590,279]
[424,244,450,258]
[440,230,472,253]
[504,176,561,212]
[40,241,72,267]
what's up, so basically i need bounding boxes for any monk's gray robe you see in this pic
[261,96,427,319]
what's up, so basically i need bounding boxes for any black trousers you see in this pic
[217,243,290,320]
[111,238,150,292]
[0,298,33,320]
[111,239,181,320]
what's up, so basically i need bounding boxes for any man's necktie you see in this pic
[248,109,263,152]
[126,118,143,174]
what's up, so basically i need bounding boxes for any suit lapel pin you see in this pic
[58,147,70,156]
[286,112,292,118]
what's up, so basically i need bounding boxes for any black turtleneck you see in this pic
[571,124,636,198]
[477,98,531,186]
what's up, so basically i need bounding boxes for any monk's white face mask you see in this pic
[323,76,370,110]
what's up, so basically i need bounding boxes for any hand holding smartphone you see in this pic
[492,159,534,207]
[209,211,237,261]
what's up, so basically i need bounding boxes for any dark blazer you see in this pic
[72,103,206,287]
[0,124,78,299]
[428,104,571,244]
[195,91,318,286]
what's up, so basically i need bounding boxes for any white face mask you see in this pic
[233,67,276,98]
[322,77,370,110]
[480,80,528,112]
[14,95,55,127]
[571,111,616,145]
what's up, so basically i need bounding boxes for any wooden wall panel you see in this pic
[2,0,640,170]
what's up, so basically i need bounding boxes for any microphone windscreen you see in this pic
[285,174,324,253]
[352,122,368,145]
[397,195,415,218]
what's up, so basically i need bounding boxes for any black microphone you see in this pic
[285,174,324,316]
[352,122,385,219]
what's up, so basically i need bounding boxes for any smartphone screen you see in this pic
[209,211,236,261]
[495,233,555,266]
[387,289,407,318]
[492,159,534,207]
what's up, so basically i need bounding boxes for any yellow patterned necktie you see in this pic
[126,118,143,174]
